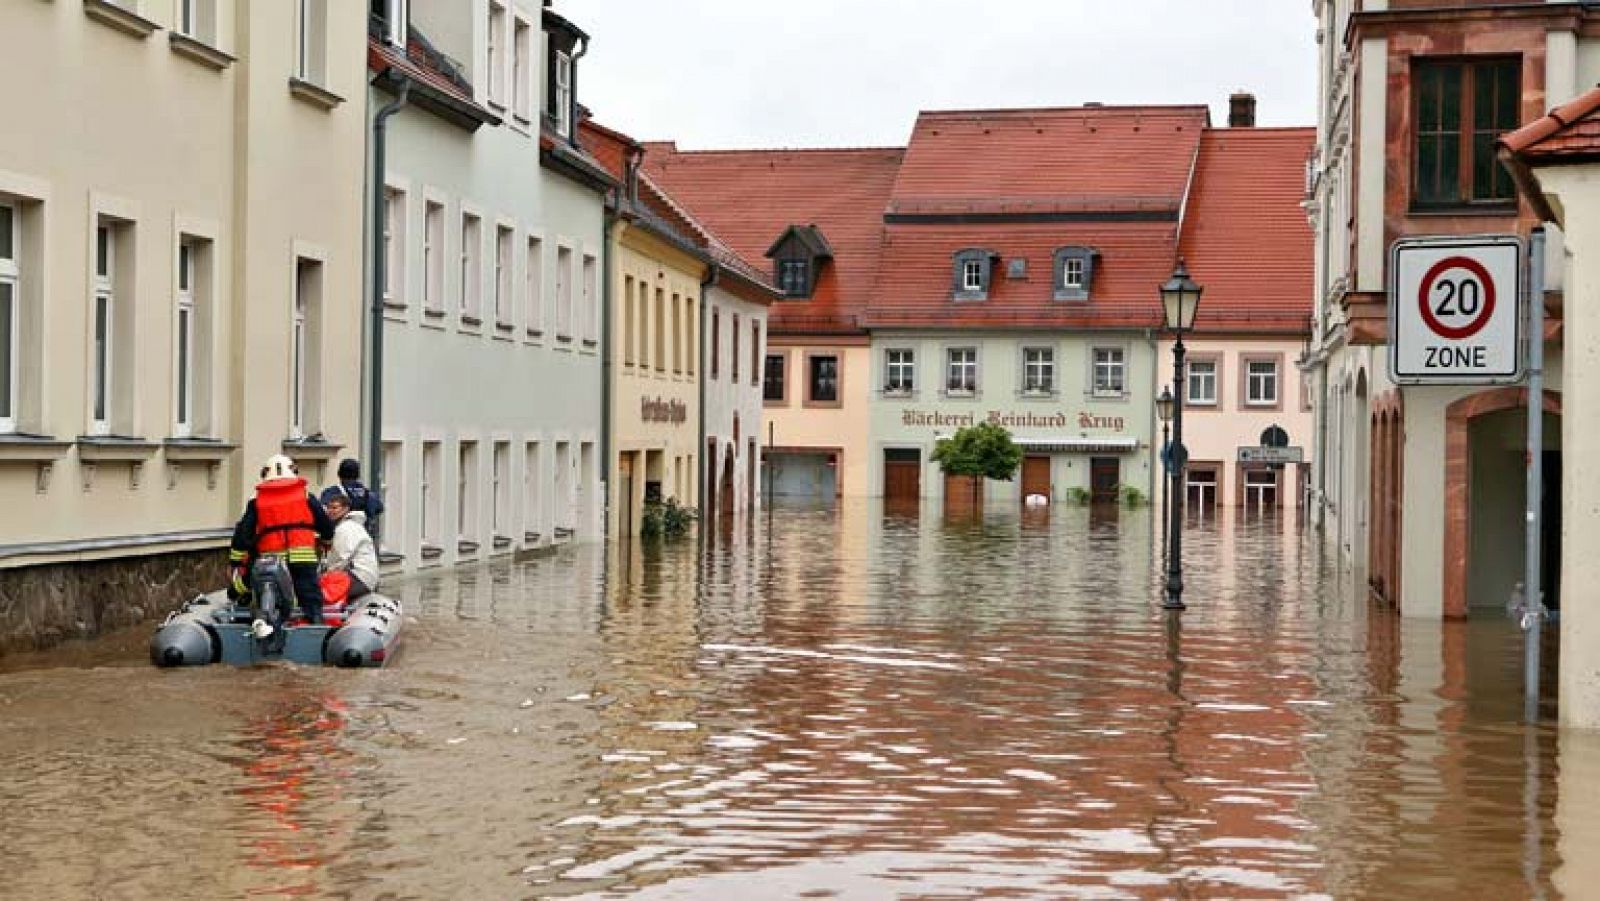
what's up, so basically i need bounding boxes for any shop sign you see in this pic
[899,409,1126,432]
[641,397,688,425]
[1237,446,1303,464]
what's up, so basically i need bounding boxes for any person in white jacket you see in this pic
[318,485,380,601]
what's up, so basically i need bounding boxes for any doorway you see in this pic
[720,445,736,521]
[1021,455,1051,502]
[884,448,921,503]
[1466,408,1562,611]
[1186,466,1218,520]
[618,452,636,537]
[1090,457,1120,504]
[1241,466,1281,515]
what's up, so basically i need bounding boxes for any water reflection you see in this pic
[0,501,1579,898]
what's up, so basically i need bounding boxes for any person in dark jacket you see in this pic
[229,455,335,629]
[337,458,384,539]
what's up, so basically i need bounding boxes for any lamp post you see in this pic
[1155,387,1174,574]
[1160,260,1203,612]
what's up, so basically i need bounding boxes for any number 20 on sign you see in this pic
[1389,235,1524,385]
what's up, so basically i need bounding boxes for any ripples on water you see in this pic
[0,501,1589,899]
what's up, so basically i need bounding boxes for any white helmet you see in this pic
[260,454,298,480]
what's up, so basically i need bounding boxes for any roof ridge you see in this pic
[917,104,1210,118]
[654,145,907,157]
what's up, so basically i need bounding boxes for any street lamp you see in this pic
[1155,387,1174,574]
[1159,260,1202,611]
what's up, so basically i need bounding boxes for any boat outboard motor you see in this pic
[251,556,296,649]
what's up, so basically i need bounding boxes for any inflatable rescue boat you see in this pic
[150,590,403,668]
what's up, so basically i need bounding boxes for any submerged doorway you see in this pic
[1021,455,1050,502]
[1090,457,1120,504]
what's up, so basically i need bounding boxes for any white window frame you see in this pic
[1063,257,1085,289]
[494,223,513,326]
[295,0,325,83]
[511,14,532,123]
[555,244,573,340]
[460,209,482,321]
[374,0,406,47]
[1187,359,1218,406]
[290,273,307,439]
[486,1,507,108]
[961,259,983,292]
[524,233,544,337]
[458,440,478,544]
[0,202,19,433]
[581,253,597,343]
[492,440,509,538]
[422,198,443,313]
[384,186,407,307]
[884,348,915,395]
[91,224,114,436]
[1022,346,1055,394]
[1246,359,1279,406]
[946,347,977,395]
[177,0,196,37]
[421,440,440,546]
[554,52,572,137]
[174,240,196,437]
[1091,347,1126,397]
[523,440,542,540]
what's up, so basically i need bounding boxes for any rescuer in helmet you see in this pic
[228,455,335,632]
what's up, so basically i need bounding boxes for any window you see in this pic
[174,240,196,437]
[421,440,441,547]
[370,0,405,47]
[486,1,507,108]
[297,0,327,84]
[460,211,482,320]
[1053,247,1097,300]
[1091,347,1125,397]
[525,234,543,335]
[423,200,443,313]
[946,347,977,394]
[91,223,115,434]
[0,203,17,432]
[581,254,597,343]
[623,275,636,366]
[778,259,810,297]
[732,314,741,382]
[380,441,402,552]
[1246,359,1279,406]
[763,353,786,403]
[523,441,542,540]
[962,259,983,292]
[684,297,696,375]
[671,294,683,374]
[494,224,513,326]
[177,0,216,43]
[554,52,572,138]
[555,246,573,339]
[291,257,323,438]
[885,348,915,394]
[1022,347,1054,394]
[808,354,839,404]
[554,441,572,531]
[492,441,509,540]
[710,307,720,379]
[653,287,664,371]
[751,322,761,386]
[457,441,478,547]
[512,16,532,122]
[383,187,406,307]
[1187,359,1218,406]
[952,250,993,300]
[1413,57,1519,207]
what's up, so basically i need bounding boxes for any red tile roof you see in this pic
[1499,84,1600,161]
[1177,128,1315,333]
[642,145,906,334]
[367,36,487,118]
[888,106,1210,215]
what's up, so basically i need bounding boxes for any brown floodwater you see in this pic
[0,501,1594,900]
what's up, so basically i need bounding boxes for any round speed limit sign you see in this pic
[1390,236,1523,384]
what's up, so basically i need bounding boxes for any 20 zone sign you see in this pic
[1390,236,1523,385]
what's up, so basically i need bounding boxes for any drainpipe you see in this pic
[699,262,719,518]
[368,77,410,536]
[568,33,589,147]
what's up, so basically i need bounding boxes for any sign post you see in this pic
[1390,235,1524,385]
[1523,228,1546,723]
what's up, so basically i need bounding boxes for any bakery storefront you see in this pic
[874,406,1152,504]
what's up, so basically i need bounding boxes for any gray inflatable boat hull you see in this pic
[150,590,403,668]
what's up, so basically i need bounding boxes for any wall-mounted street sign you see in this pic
[1238,446,1303,465]
[1389,235,1524,385]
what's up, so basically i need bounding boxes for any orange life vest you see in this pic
[254,477,317,555]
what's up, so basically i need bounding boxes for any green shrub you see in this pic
[1118,484,1149,507]
[641,498,698,540]
[1065,486,1092,506]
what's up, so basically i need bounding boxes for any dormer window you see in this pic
[1053,246,1098,301]
[370,0,406,46]
[765,224,832,300]
[554,52,572,137]
[543,7,587,143]
[951,249,996,301]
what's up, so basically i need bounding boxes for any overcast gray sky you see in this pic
[575,0,1317,150]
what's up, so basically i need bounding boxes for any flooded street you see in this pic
[1,502,1593,899]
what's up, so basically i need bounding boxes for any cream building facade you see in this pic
[703,266,775,530]
[0,0,366,652]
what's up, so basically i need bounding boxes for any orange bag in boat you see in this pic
[319,570,352,606]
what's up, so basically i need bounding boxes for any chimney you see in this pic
[1228,91,1257,128]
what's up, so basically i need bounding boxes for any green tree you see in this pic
[931,422,1024,509]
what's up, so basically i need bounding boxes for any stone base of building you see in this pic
[0,549,227,657]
